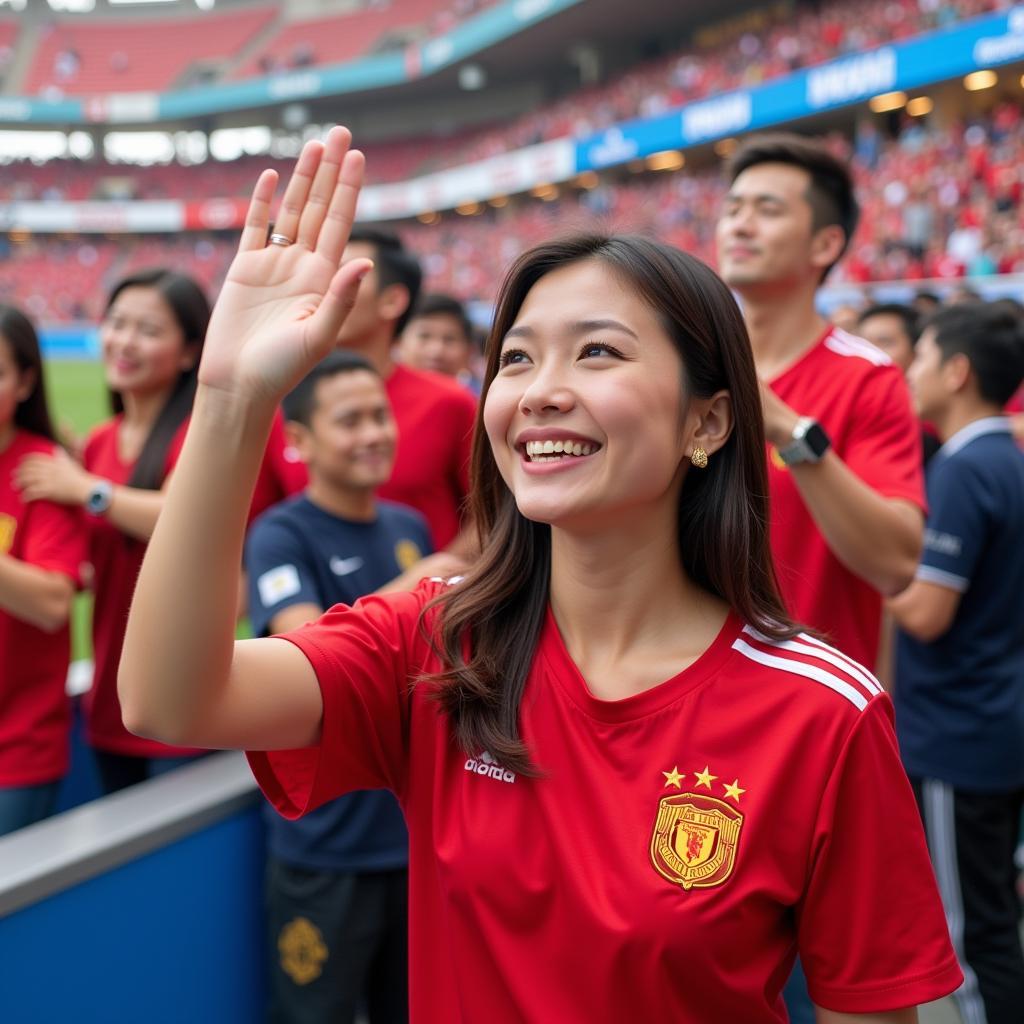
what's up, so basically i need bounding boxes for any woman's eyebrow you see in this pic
[503,319,639,342]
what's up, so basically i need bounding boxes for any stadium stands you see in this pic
[24,6,277,95]
[234,0,487,78]
[4,108,1022,324]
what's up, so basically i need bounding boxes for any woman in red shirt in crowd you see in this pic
[0,305,85,835]
[121,130,962,1022]
[17,269,209,794]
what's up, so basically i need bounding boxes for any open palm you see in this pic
[199,126,370,405]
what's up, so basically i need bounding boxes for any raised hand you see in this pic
[199,125,370,406]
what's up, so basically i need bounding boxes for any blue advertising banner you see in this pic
[575,7,1024,171]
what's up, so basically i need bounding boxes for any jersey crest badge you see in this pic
[0,513,16,554]
[278,916,328,985]
[650,793,743,891]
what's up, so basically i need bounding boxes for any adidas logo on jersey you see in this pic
[464,750,516,784]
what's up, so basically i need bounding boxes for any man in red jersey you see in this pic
[255,229,476,555]
[715,133,924,669]
[716,133,926,1024]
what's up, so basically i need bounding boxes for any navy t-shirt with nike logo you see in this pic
[245,493,432,870]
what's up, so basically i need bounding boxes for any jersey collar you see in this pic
[938,416,1013,458]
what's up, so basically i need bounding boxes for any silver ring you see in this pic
[268,233,293,247]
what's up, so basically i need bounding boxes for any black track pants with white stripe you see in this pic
[912,778,1024,1024]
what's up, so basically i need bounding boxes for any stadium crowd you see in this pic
[0,0,1013,196]
[1,125,1022,1024]
[4,103,1024,325]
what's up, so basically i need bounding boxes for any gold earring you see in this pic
[691,447,708,469]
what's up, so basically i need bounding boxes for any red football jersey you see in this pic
[83,417,202,758]
[0,431,85,785]
[249,409,306,523]
[767,327,925,665]
[254,364,476,548]
[249,581,961,1022]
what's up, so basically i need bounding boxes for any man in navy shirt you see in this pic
[888,303,1024,1024]
[245,351,436,1024]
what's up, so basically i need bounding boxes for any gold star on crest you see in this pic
[723,779,746,802]
[662,766,684,788]
[694,765,718,789]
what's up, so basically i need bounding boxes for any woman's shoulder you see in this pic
[7,429,59,458]
[730,622,889,728]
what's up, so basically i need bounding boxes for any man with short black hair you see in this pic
[888,303,1024,1024]
[399,293,482,394]
[857,303,920,373]
[716,132,925,670]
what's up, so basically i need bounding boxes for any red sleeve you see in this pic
[20,499,86,586]
[842,366,926,511]
[798,698,963,1013]
[248,409,308,524]
[246,582,438,818]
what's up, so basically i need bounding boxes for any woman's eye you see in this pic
[579,343,620,359]
[498,348,529,368]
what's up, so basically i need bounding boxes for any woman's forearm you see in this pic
[0,555,74,633]
[119,384,276,742]
[101,486,166,541]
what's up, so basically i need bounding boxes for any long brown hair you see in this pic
[428,234,797,774]
[0,304,56,442]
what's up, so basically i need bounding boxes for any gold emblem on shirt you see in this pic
[394,538,423,572]
[0,514,16,554]
[278,916,329,985]
[650,766,745,891]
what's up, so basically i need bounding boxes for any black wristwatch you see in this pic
[778,417,831,466]
[85,480,114,516]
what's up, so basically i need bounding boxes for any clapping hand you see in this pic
[199,125,370,408]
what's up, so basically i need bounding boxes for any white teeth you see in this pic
[523,439,599,460]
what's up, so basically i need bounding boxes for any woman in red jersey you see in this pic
[0,306,85,835]
[17,270,209,794]
[120,129,963,1022]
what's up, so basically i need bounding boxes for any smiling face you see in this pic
[715,162,842,294]
[291,368,397,493]
[100,286,195,398]
[482,260,699,530]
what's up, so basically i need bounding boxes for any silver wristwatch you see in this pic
[778,417,831,466]
[85,480,114,516]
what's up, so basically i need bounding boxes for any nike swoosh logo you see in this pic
[330,556,364,576]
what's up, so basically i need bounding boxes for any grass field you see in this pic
[45,359,109,662]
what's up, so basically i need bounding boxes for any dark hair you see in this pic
[988,296,1024,323]
[0,304,56,442]
[408,293,473,342]
[926,303,1024,407]
[425,234,799,774]
[283,351,379,426]
[914,290,941,308]
[104,269,210,490]
[858,303,921,347]
[348,227,422,338]
[727,132,859,279]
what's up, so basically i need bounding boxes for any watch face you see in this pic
[804,423,831,458]
[87,483,113,514]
